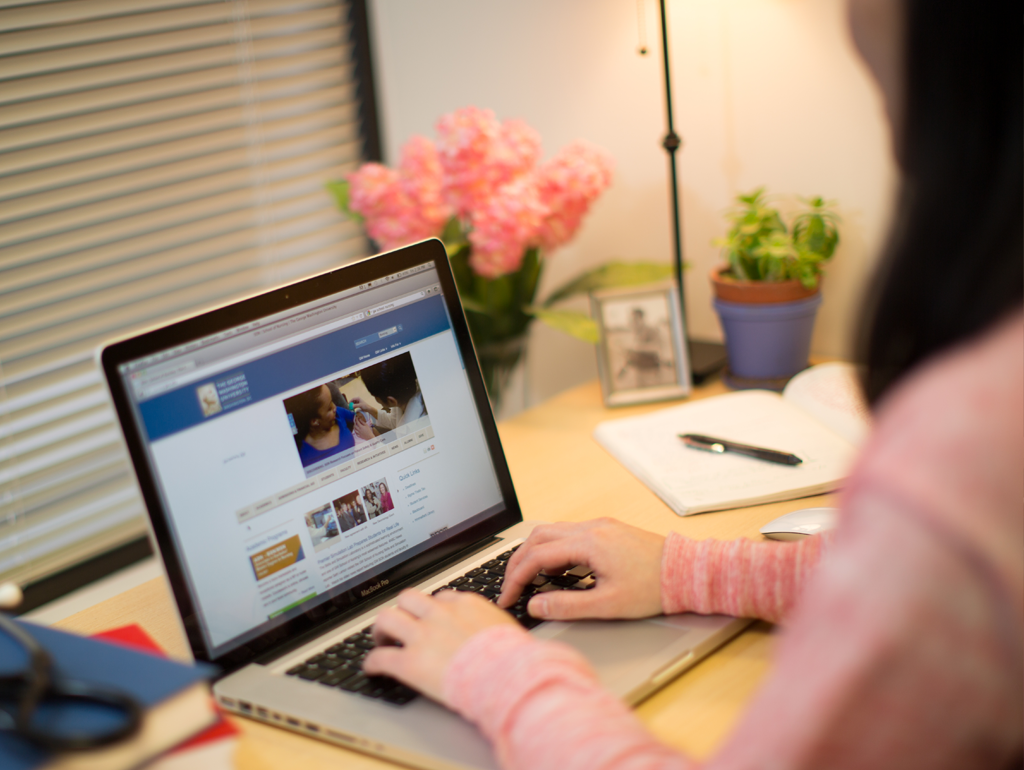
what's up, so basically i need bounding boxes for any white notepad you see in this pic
[593,363,870,515]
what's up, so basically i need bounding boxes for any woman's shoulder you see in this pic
[846,310,1022,597]
[862,310,1022,485]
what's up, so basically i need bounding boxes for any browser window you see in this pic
[117,263,504,656]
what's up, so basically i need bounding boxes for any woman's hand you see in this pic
[352,412,376,440]
[363,590,518,702]
[498,518,666,621]
[350,396,378,418]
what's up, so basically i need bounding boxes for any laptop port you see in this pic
[286,717,301,727]
[306,723,320,732]
[238,701,252,713]
[327,730,356,744]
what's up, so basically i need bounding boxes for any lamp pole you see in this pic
[656,0,727,384]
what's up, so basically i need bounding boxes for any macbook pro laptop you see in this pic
[100,239,749,770]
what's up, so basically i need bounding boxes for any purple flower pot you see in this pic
[712,292,822,389]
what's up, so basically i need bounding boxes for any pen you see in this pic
[679,433,803,466]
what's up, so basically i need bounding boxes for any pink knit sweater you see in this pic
[443,312,1023,770]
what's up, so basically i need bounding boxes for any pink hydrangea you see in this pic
[532,141,614,252]
[435,107,542,218]
[342,108,613,276]
[345,136,450,251]
[496,118,543,182]
[468,177,549,279]
[398,135,450,230]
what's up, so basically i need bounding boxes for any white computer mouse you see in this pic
[759,507,839,541]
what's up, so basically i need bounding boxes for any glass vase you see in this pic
[474,336,528,414]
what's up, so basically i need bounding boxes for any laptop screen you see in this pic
[107,246,512,660]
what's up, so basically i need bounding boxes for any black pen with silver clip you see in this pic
[679,433,803,466]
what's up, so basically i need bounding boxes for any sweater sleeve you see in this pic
[444,625,694,770]
[661,530,827,623]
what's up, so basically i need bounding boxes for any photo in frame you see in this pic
[590,283,691,406]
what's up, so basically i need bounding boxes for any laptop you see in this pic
[99,239,750,770]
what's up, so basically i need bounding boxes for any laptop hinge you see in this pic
[250,535,504,666]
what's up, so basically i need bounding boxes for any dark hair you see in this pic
[286,385,325,443]
[359,353,420,405]
[857,0,1022,406]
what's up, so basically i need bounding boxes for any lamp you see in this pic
[650,0,728,384]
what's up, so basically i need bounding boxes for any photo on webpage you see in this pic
[332,490,368,533]
[360,477,394,520]
[282,351,431,478]
[304,502,341,552]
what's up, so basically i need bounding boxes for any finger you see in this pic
[363,645,408,679]
[503,521,596,582]
[395,589,435,618]
[527,586,612,621]
[498,539,590,608]
[504,523,578,574]
[372,605,420,646]
[432,588,488,611]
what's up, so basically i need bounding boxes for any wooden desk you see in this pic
[55,379,838,768]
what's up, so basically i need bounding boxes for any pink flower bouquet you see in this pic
[329,107,669,408]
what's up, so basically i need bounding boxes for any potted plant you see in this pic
[711,188,839,389]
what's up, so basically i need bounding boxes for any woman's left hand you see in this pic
[363,590,518,702]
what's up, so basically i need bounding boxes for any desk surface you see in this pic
[55,378,838,769]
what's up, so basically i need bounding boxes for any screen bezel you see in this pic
[100,239,523,672]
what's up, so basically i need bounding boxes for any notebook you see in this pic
[99,238,750,770]
[593,363,871,515]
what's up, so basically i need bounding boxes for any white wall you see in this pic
[368,0,897,409]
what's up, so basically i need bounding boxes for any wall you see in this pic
[368,0,897,410]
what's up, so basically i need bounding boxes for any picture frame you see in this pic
[590,282,691,407]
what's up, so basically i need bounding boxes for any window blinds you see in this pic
[0,0,370,588]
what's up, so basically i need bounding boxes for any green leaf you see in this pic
[526,306,600,343]
[543,261,675,306]
[514,247,543,308]
[441,217,466,249]
[459,296,489,314]
[481,274,515,316]
[447,242,474,298]
[716,187,840,285]
[326,180,362,222]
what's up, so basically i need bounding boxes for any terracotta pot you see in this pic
[709,265,819,304]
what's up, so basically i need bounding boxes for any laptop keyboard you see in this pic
[284,544,596,706]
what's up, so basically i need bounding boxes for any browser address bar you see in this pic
[137,310,367,399]
[366,291,426,316]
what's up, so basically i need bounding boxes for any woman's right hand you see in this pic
[349,396,377,418]
[497,518,666,621]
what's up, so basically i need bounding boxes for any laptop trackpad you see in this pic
[535,619,689,696]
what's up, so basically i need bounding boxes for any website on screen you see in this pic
[123,267,504,654]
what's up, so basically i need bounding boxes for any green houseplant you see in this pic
[710,188,840,388]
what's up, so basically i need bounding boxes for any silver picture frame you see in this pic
[591,282,691,407]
